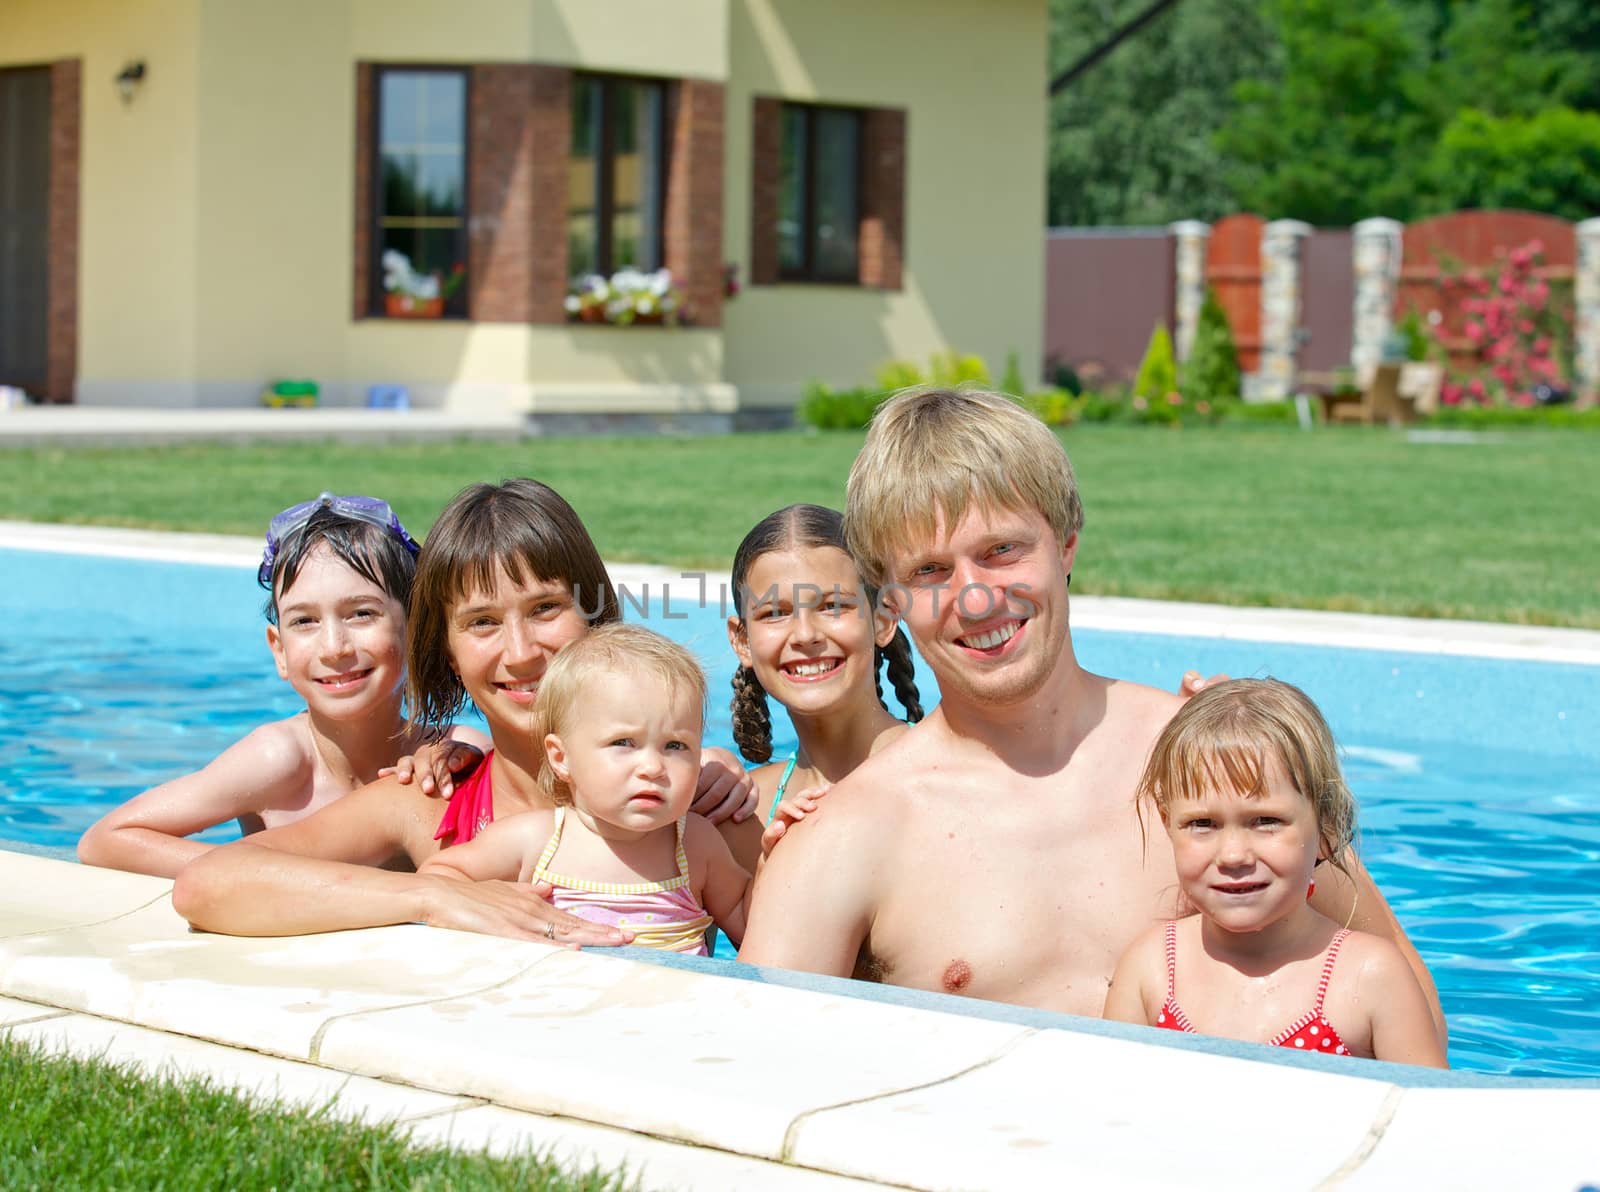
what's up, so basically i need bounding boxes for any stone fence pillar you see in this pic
[1576,218,1600,403]
[1168,220,1210,362]
[1351,217,1404,379]
[1258,219,1312,400]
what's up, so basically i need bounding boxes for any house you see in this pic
[0,0,1047,422]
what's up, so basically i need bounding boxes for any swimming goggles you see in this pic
[257,492,420,585]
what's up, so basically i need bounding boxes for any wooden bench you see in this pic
[1318,362,1443,426]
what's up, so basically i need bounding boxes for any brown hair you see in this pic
[844,387,1085,588]
[534,623,707,805]
[1137,678,1358,874]
[406,478,619,734]
[728,503,924,763]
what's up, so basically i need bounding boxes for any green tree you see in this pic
[1425,107,1600,221]
[1047,0,1275,226]
[1216,0,1434,224]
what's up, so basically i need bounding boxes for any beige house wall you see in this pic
[3,0,1045,411]
[0,0,202,398]
[724,0,1048,404]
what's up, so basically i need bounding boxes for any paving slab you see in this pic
[319,947,1033,1161]
[1338,1086,1600,1190]
[0,993,65,1026]
[0,853,173,936]
[0,887,566,1060]
[787,1027,1397,1190]
[406,1104,892,1192]
[7,1013,475,1123]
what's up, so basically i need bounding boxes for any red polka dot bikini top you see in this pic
[1153,920,1353,1056]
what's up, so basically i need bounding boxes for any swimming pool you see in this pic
[2,544,1595,1078]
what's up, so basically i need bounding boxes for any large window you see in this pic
[568,75,665,280]
[779,103,861,283]
[373,68,467,318]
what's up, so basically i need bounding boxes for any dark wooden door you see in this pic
[0,67,51,393]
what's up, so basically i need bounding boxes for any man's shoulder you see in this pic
[1101,676,1188,736]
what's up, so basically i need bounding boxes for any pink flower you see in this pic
[1441,382,1464,406]
[1465,321,1484,342]
[1514,392,1535,407]
[1533,337,1551,356]
[1467,378,1485,399]
[1166,391,1182,406]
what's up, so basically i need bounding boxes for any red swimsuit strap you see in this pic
[1164,919,1182,1000]
[1313,929,1352,1015]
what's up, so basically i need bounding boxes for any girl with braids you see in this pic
[721,504,924,872]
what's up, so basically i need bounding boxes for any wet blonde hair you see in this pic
[844,387,1085,588]
[1138,678,1357,874]
[533,623,707,806]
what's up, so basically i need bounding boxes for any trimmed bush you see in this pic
[1000,350,1027,397]
[1182,289,1242,404]
[797,382,889,430]
[1133,324,1178,403]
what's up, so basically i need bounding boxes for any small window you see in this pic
[373,68,467,318]
[779,103,861,283]
[568,75,666,280]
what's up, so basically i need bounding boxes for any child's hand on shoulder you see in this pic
[760,782,833,858]
[692,746,757,824]
[382,735,486,798]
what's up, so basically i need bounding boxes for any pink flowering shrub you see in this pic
[1435,241,1573,407]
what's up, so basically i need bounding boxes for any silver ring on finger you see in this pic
[544,921,556,941]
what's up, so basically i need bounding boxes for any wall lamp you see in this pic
[115,61,146,103]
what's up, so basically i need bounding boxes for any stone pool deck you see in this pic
[4,850,1597,1192]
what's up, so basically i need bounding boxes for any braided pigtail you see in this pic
[730,665,774,763]
[879,627,925,723]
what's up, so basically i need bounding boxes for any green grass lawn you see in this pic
[0,1035,632,1191]
[1,425,1594,627]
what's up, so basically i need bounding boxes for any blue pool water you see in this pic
[1,546,1596,1078]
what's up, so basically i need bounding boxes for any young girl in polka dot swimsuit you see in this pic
[1104,679,1448,1068]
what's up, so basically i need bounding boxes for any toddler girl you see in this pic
[1104,678,1447,1067]
[722,503,924,870]
[420,623,751,954]
[79,493,486,878]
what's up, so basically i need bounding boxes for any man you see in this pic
[740,388,1444,1039]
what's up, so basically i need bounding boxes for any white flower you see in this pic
[563,295,581,313]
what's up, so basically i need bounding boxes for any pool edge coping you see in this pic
[4,520,1597,665]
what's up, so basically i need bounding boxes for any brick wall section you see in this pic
[45,59,79,402]
[522,65,572,324]
[859,107,905,291]
[749,97,782,286]
[352,63,372,319]
[468,65,540,323]
[664,79,724,327]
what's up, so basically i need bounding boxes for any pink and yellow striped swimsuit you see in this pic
[531,807,714,956]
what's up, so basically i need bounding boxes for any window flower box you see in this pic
[565,267,684,327]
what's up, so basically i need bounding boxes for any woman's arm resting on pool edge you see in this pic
[78,720,311,879]
[171,780,627,945]
[1312,849,1447,1049]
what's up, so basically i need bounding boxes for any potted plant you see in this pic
[382,250,463,319]
[564,267,684,326]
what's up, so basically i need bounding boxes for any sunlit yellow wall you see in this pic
[723,0,1048,403]
[0,0,202,399]
[186,0,731,405]
[344,0,727,79]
